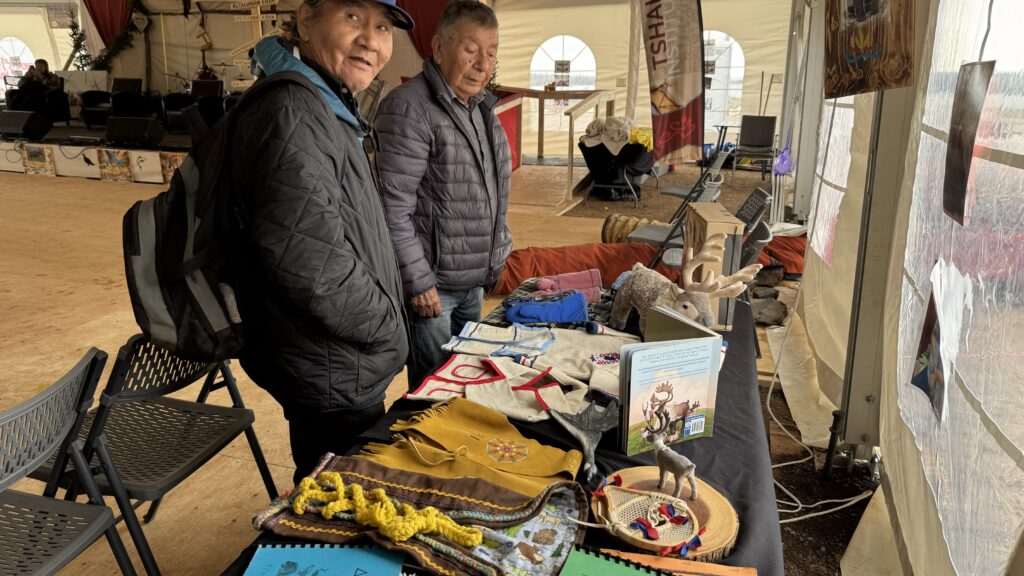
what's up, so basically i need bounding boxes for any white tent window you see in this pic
[0,36,35,100]
[529,35,596,91]
[703,30,744,133]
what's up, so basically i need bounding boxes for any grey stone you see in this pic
[752,286,780,299]
[755,265,785,287]
[752,298,789,325]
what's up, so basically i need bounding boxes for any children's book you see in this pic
[619,306,722,456]
[242,543,404,576]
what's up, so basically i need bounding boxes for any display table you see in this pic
[221,303,782,576]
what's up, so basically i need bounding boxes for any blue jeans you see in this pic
[406,287,484,389]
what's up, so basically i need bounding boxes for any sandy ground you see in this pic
[564,163,775,222]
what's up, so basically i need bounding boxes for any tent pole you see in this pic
[625,0,640,121]
[144,21,152,93]
[161,14,168,93]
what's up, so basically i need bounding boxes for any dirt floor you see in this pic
[564,163,773,222]
[762,378,878,576]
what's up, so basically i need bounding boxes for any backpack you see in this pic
[122,71,313,361]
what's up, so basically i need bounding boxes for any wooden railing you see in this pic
[498,86,615,159]
[497,86,617,202]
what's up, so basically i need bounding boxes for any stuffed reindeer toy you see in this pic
[610,233,761,334]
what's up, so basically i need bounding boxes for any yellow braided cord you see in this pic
[291,472,482,547]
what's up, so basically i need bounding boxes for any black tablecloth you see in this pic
[222,303,783,576]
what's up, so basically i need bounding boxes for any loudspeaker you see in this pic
[104,116,165,148]
[0,111,53,141]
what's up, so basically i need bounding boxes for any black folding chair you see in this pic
[34,336,278,576]
[738,221,774,359]
[0,349,136,575]
[732,115,776,181]
[110,77,143,94]
[735,186,773,234]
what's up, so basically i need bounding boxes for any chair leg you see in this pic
[221,362,278,499]
[103,526,139,576]
[740,291,762,359]
[142,498,162,524]
[246,425,279,500]
[67,440,138,576]
[94,436,161,576]
[753,316,762,360]
[195,368,218,404]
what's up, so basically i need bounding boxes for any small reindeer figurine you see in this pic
[652,432,698,500]
[610,233,761,334]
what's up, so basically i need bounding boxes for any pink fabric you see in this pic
[534,269,602,303]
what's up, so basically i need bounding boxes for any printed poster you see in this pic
[98,149,133,183]
[943,61,994,226]
[159,152,188,184]
[910,291,944,421]
[23,144,55,176]
[824,0,915,99]
[640,0,704,164]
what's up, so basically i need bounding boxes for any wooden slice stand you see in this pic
[592,465,740,562]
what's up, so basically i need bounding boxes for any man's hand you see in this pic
[411,287,442,318]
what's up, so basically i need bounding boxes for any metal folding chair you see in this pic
[732,115,776,181]
[0,350,136,575]
[34,336,278,576]
[738,221,774,359]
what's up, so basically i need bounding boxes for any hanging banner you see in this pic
[640,0,704,164]
[824,0,915,99]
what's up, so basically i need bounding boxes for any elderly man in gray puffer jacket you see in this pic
[376,0,512,388]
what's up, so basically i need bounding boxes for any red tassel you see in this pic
[630,517,660,540]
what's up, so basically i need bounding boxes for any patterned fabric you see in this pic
[405,354,591,422]
[443,322,638,396]
[590,352,621,365]
[254,456,589,576]
[474,491,583,575]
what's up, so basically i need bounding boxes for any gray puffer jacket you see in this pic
[375,60,513,298]
[231,41,408,417]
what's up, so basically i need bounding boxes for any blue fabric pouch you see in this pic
[505,290,589,324]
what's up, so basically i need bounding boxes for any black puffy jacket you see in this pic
[230,71,408,417]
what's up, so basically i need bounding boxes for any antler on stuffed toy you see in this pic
[683,233,762,299]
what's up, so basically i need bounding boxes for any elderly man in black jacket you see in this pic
[376,0,512,388]
[231,0,413,484]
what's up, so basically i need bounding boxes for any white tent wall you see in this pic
[879,0,1024,572]
[376,28,424,93]
[492,0,645,158]
[0,6,72,74]
[797,92,874,409]
[701,0,789,139]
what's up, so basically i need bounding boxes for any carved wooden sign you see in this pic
[824,0,915,99]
